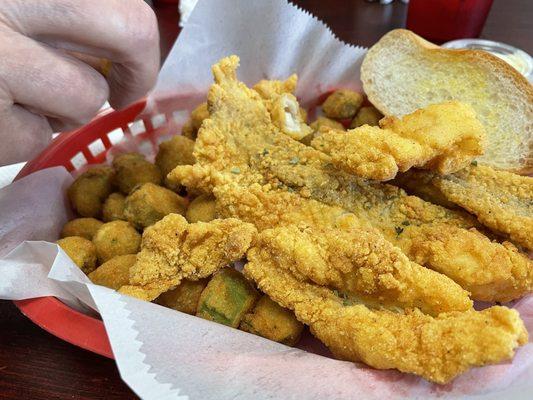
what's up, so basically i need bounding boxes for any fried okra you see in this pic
[61,218,103,240]
[112,153,162,195]
[124,183,187,229]
[310,116,345,132]
[57,236,98,274]
[240,296,304,346]
[156,279,209,314]
[93,220,141,263]
[88,254,137,290]
[102,192,126,222]
[182,102,209,139]
[155,136,195,188]
[322,89,364,119]
[350,106,383,128]
[197,268,259,328]
[67,166,115,218]
[185,194,216,223]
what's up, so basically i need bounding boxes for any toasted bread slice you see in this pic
[361,29,533,174]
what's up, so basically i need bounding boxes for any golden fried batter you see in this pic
[312,102,485,181]
[244,252,528,384]
[89,254,137,290]
[57,236,98,274]
[168,56,532,302]
[438,166,532,250]
[255,225,471,315]
[61,217,103,240]
[68,166,115,218]
[119,214,256,301]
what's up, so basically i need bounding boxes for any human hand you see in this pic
[0,0,160,165]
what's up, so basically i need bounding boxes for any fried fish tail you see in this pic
[244,251,528,384]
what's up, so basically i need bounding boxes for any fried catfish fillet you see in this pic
[175,168,472,315]
[395,166,533,251]
[244,250,528,384]
[119,214,256,301]
[210,181,472,314]
[250,225,472,315]
[167,56,532,302]
[256,151,533,302]
[311,101,485,181]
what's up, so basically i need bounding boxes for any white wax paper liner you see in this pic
[1,0,532,398]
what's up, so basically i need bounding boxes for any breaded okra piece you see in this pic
[240,295,304,346]
[102,192,126,222]
[68,166,115,218]
[57,236,98,274]
[89,254,137,290]
[93,220,141,263]
[113,153,162,195]
[155,135,196,188]
[322,89,363,119]
[156,279,209,314]
[185,194,216,223]
[61,217,103,240]
[197,268,259,328]
[124,183,187,229]
[350,106,383,128]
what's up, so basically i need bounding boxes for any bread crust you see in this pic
[361,29,533,174]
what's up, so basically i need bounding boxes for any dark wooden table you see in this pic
[1,1,531,399]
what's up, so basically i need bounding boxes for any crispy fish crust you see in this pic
[244,251,528,384]
[311,102,485,181]
[251,225,472,315]
[119,214,256,301]
[437,166,531,250]
[168,55,532,302]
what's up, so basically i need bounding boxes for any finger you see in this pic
[66,51,112,76]
[0,33,109,126]
[47,116,83,133]
[0,103,53,166]
[4,0,160,109]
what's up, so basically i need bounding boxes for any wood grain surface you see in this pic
[1,0,531,399]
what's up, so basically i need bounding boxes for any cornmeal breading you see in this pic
[168,56,532,302]
[393,166,533,251]
[147,56,530,383]
[311,102,485,181]
[119,214,256,301]
[251,225,472,315]
[244,252,528,384]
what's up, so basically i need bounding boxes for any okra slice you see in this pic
[196,268,259,328]
[240,295,304,346]
[156,279,208,315]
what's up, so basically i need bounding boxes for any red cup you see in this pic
[406,0,494,43]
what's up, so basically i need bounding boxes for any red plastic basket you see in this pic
[12,97,167,359]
